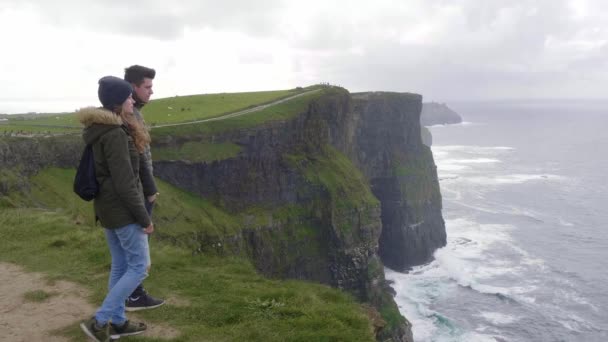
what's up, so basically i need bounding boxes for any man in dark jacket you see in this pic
[123,65,164,311]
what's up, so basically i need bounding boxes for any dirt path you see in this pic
[0,262,180,341]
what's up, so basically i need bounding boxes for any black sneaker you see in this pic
[125,293,165,311]
[80,317,110,342]
[110,320,147,339]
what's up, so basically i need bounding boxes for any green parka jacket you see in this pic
[76,107,151,229]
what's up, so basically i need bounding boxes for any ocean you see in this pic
[385,100,608,342]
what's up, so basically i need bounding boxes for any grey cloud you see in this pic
[287,0,608,99]
[4,0,286,40]
[4,0,607,100]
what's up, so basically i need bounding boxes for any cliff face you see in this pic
[153,90,414,340]
[153,93,382,290]
[0,135,81,196]
[153,89,446,340]
[350,93,447,270]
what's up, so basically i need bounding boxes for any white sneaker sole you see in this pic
[125,301,165,312]
[80,322,104,342]
[110,329,146,339]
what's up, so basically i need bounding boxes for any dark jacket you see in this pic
[133,106,157,196]
[76,107,151,229]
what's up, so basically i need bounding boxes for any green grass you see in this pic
[4,112,77,125]
[145,89,304,125]
[284,146,380,236]
[151,90,324,138]
[285,146,379,210]
[0,123,80,134]
[392,146,441,205]
[23,289,57,302]
[0,167,376,341]
[26,167,243,245]
[153,142,242,162]
[2,87,317,134]
[378,294,407,333]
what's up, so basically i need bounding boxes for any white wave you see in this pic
[450,158,502,164]
[439,187,463,201]
[436,332,501,342]
[427,218,541,304]
[428,121,482,128]
[558,218,574,227]
[386,267,504,342]
[435,162,471,171]
[433,145,514,153]
[432,149,450,158]
[451,201,502,215]
[465,174,566,185]
[436,158,502,173]
[556,313,597,333]
[385,268,446,341]
[476,312,519,325]
[554,288,595,308]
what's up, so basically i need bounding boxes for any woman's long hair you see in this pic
[114,106,151,153]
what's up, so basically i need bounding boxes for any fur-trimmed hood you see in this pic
[76,107,125,145]
[76,107,123,127]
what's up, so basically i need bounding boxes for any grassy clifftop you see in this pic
[0,86,320,135]
[0,167,377,341]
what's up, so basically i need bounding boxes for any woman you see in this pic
[77,76,153,342]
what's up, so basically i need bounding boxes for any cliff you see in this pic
[0,135,81,198]
[420,102,462,126]
[349,93,446,270]
[0,87,447,341]
[151,88,445,340]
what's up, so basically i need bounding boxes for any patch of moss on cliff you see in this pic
[366,256,384,280]
[243,204,310,227]
[393,145,441,206]
[378,293,407,337]
[0,163,42,208]
[248,221,327,277]
[0,168,24,193]
[239,203,329,277]
[285,145,379,212]
[153,141,242,162]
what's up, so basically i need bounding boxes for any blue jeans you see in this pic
[95,223,149,325]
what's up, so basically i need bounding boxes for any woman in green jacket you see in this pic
[77,76,153,342]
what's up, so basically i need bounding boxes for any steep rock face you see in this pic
[420,126,433,146]
[0,136,81,195]
[316,91,447,270]
[352,93,447,270]
[153,96,386,298]
[153,89,418,341]
[153,88,446,340]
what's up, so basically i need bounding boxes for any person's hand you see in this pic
[143,223,154,234]
[147,192,158,203]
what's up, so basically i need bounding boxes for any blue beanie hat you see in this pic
[98,76,133,110]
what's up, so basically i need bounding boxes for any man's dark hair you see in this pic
[124,65,156,86]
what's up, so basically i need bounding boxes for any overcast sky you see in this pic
[1,0,607,113]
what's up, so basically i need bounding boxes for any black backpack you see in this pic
[73,144,99,201]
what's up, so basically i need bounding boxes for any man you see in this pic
[123,65,164,311]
